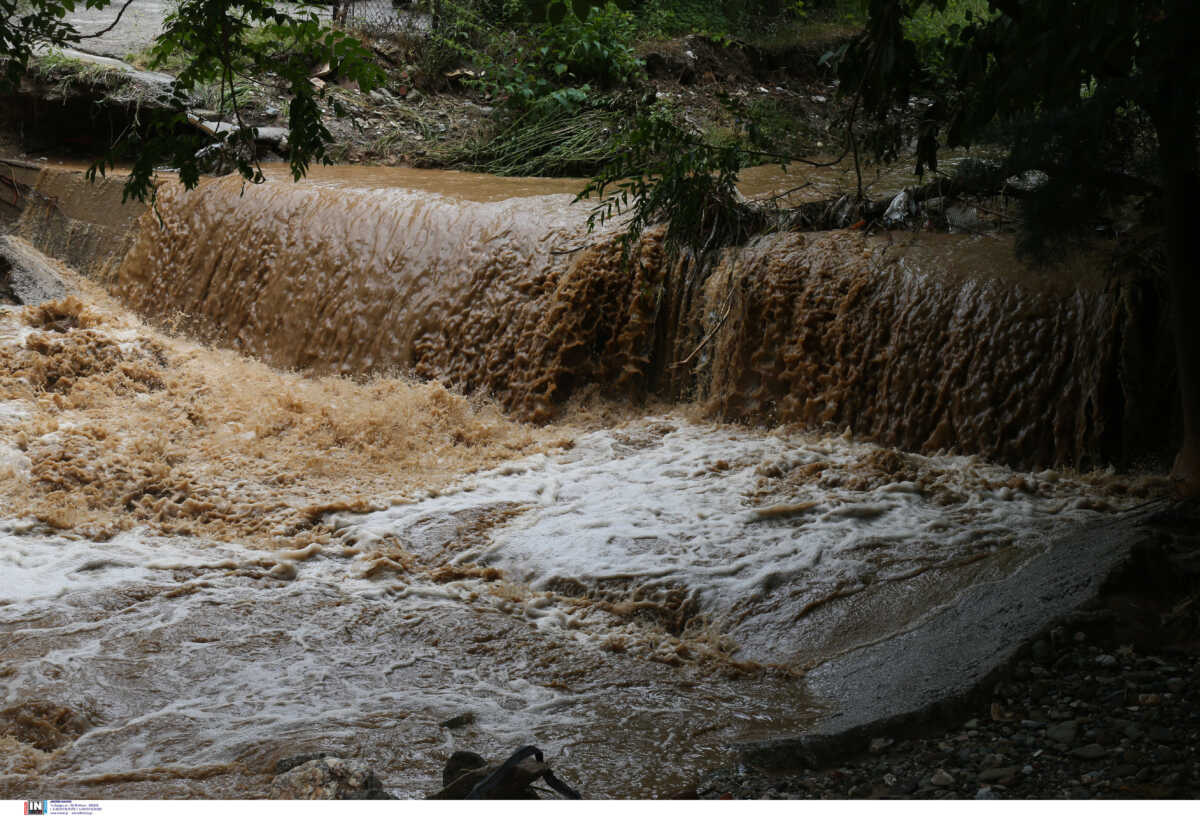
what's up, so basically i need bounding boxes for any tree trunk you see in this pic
[1150,87,1200,497]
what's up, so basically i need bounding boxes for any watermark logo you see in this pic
[23,803,46,816]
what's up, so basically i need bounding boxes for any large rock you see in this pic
[0,236,68,305]
[269,756,393,800]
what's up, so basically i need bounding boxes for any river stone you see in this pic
[978,766,1020,784]
[274,752,332,775]
[439,712,476,729]
[1070,743,1108,761]
[1046,721,1078,745]
[269,756,393,799]
[930,769,954,786]
[442,750,487,787]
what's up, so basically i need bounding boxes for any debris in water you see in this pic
[431,746,581,800]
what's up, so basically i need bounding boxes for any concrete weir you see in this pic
[738,503,1167,770]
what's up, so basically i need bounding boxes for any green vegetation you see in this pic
[464,1,644,111]
[440,106,621,176]
[899,0,990,72]
[22,52,152,105]
[578,97,777,261]
[425,0,650,175]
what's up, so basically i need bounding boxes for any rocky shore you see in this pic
[697,505,1200,800]
[700,638,1197,799]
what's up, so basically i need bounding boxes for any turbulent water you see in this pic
[0,164,1174,798]
[0,288,1158,798]
[113,168,1174,470]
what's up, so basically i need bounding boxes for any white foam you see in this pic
[0,523,249,606]
[0,414,1138,797]
[334,417,1123,660]
[0,399,32,426]
[0,516,811,797]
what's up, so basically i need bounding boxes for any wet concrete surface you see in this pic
[64,0,171,60]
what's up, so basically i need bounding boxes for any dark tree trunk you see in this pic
[1150,86,1200,496]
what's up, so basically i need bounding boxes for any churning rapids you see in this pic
[0,164,1169,798]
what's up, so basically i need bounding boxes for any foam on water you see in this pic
[0,519,817,799]
[0,414,1144,798]
[0,232,1165,798]
[333,417,1139,664]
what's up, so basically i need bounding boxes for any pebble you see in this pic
[1148,725,1176,743]
[978,766,1020,784]
[930,770,955,786]
[869,737,893,753]
[1031,640,1052,662]
[1070,744,1108,760]
[1046,721,1078,745]
[1095,654,1117,667]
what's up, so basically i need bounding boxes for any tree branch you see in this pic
[74,0,138,41]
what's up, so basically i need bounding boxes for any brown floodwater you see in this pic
[0,256,1160,799]
[0,160,1172,799]
[110,162,1157,470]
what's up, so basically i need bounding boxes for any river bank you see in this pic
[703,637,1200,800]
[699,525,1200,801]
[1,3,850,176]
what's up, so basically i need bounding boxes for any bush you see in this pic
[902,0,993,75]
[474,1,643,110]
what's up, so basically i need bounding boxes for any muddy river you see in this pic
[0,163,1164,798]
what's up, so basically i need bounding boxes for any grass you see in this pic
[24,52,168,108]
[438,106,620,176]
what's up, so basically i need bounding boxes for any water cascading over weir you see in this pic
[0,162,1185,799]
[96,172,1175,471]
